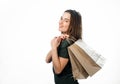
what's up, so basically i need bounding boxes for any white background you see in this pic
[0,0,120,84]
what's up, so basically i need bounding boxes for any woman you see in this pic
[45,9,82,84]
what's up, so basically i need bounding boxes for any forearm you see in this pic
[51,48,61,74]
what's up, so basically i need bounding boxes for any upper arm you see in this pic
[59,57,68,72]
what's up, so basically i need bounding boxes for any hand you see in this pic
[51,36,62,49]
[60,34,69,39]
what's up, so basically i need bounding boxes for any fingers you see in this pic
[56,36,61,43]
[60,34,69,39]
[51,36,61,46]
[54,34,69,40]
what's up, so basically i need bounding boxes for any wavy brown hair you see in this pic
[65,9,82,41]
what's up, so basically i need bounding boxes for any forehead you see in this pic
[62,12,71,19]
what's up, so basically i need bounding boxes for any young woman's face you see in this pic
[59,12,71,33]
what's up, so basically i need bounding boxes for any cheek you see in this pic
[65,23,70,30]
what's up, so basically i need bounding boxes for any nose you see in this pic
[59,19,63,24]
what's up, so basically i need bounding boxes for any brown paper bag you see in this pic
[68,39,106,79]
[68,47,89,79]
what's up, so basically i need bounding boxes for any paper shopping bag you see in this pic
[68,39,106,79]
[68,47,89,79]
[75,39,106,68]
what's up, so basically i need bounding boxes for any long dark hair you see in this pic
[65,9,82,42]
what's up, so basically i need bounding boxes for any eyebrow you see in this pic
[64,18,70,20]
[61,16,70,20]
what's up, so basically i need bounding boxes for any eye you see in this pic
[64,18,70,23]
[65,20,70,23]
[65,20,68,22]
